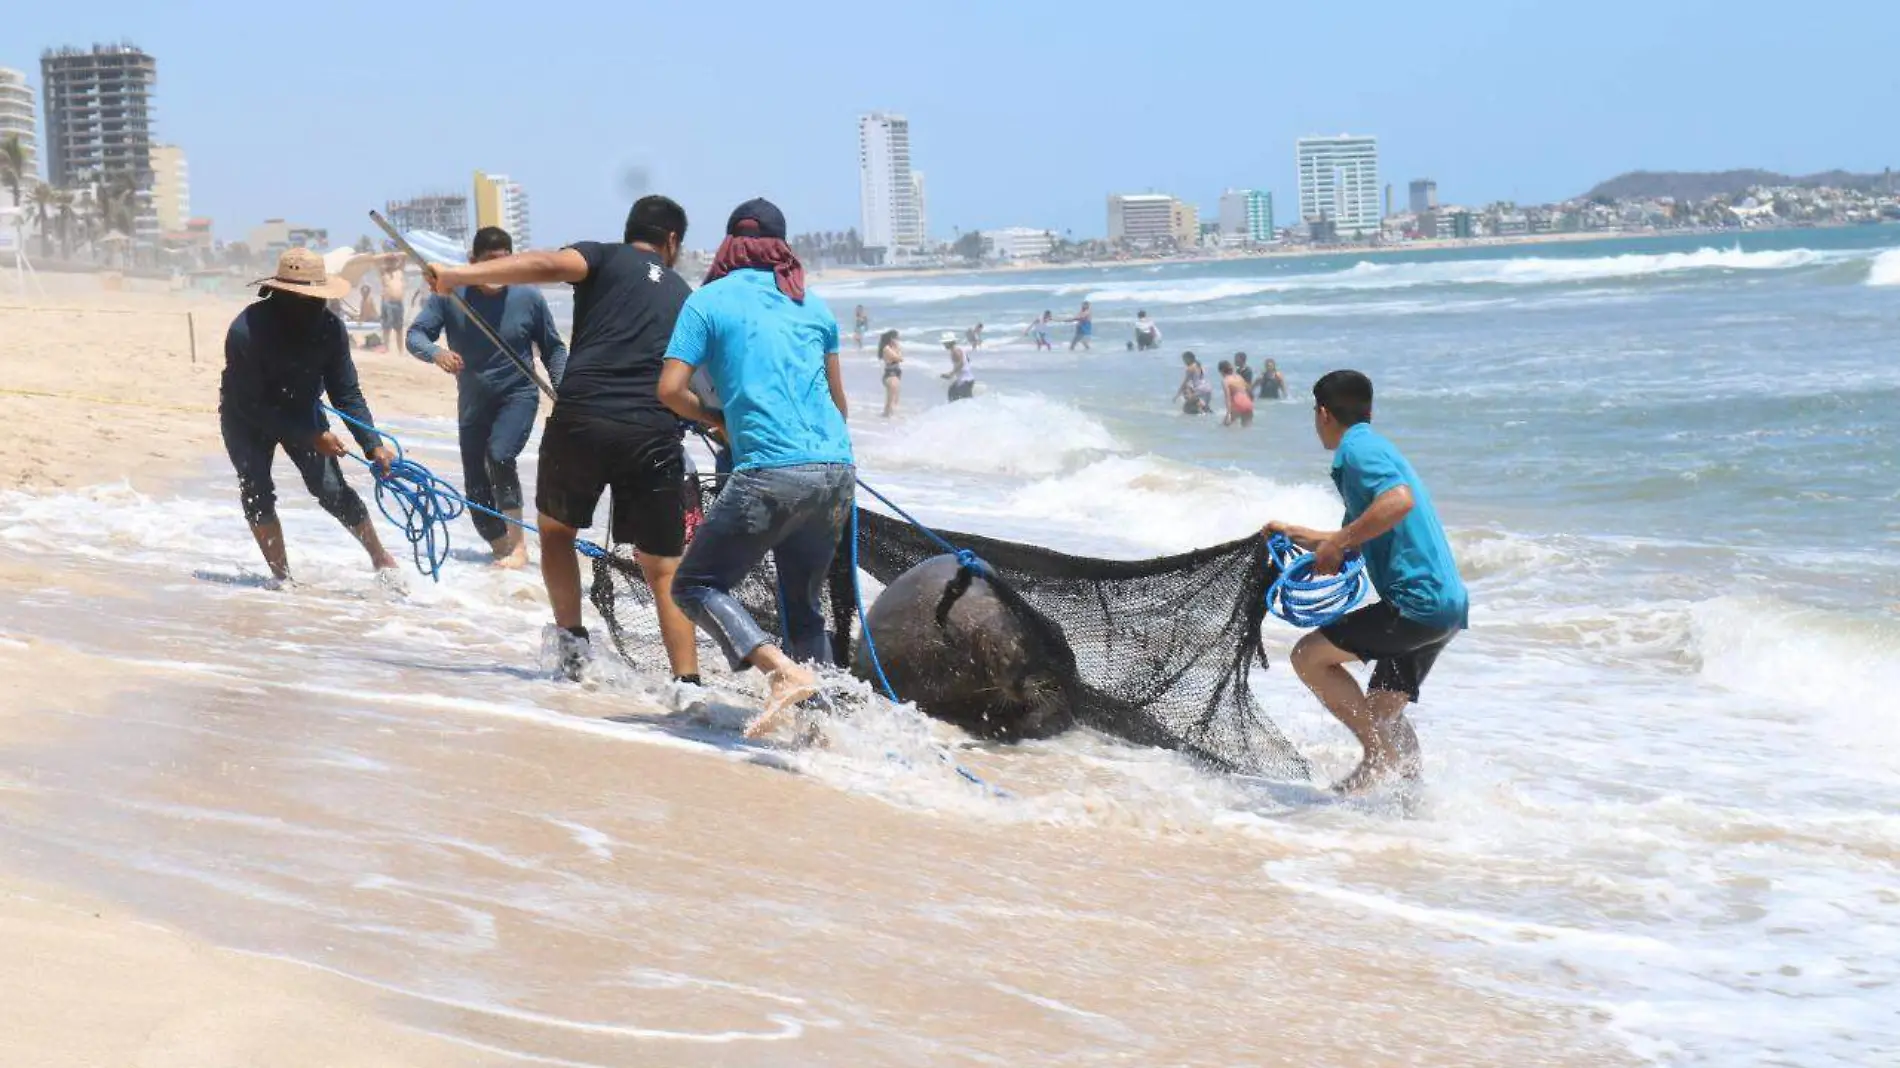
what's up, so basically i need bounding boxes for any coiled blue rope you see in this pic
[1264,533,1370,628]
[847,480,1006,797]
[318,405,604,581]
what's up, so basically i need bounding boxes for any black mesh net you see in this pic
[590,480,1311,781]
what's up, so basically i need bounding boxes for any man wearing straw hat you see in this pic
[219,248,403,587]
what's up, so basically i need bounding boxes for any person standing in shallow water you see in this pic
[407,225,568,568]
[660,198,854,739]
[1067,300,1093,350]
[1256,357,1287,400]
[942,332,976,401]
[1265,370,1468,794]
[426,196,702,688]
[218,248,402,586]
[878,329,904,417]
[853,304,869,350]
[1219,359,1254,427]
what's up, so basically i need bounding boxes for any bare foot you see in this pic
[744,666,820,739]
[492,539,529,570]
[1330,754,1399,796]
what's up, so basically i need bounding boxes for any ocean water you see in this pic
[3,228,1897,1065]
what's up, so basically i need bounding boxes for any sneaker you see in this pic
[541,624,593,682]
[661,677,710,716]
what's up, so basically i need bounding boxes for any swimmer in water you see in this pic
[1133,310,1161,351]
[878,329,904,417]
[1024,310,1054,351]
[853,304,869,351]
[1233,352,1255,391]
[1219,359,1253,427]
[942,332,976,401]
[1175,351,1212,415]
[966,321,985,350]
[1263,370,1469,794]
[1067,301,1093,351]
[1256,357,1287,400]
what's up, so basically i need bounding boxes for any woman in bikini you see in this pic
[1219,359,1254,427]
[878,329,904,417]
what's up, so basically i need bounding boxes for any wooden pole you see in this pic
[187,312,196,364]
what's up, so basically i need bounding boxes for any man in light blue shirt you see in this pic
[660,199,853,738]
[1266,369,1468,793]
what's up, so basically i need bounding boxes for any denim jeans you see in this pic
[673,462,855,672]
[456,384,538,542]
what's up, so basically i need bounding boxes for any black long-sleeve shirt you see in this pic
[218,297,381,452]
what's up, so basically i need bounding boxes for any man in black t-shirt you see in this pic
[428,196,700,684]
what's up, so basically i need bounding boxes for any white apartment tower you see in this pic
[0,68,37,204]
[858,112,922,253]
[1296,134,1381,236]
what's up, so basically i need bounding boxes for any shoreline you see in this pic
[0,285,1642,1066]
[812,220,1880,283]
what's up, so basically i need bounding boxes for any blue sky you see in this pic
[7,0,1897,247]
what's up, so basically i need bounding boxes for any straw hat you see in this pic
[253,247,351,300]
[940,332,959,345]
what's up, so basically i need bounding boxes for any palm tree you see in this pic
[56,188,80,258]
[27,182,59,258]
[0,135,26,207]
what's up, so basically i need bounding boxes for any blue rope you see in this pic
[318,405,605,581]
[854,479,986,575]
[847,485,1007,797]
[1264,533,1370,628]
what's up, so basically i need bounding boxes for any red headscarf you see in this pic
[704,235,806,303]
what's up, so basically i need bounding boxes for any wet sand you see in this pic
[0,288,1638,1065]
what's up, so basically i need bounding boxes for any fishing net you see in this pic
[590,480,1311,781]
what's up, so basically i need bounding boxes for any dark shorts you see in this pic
[1320,600,1458,703]
[948,379,976,402]
[380,302,404,333]
[534,407,686,557]
[882,364,902,380]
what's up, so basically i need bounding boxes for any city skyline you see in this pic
[5,0,1899,249]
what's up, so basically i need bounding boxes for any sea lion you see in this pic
[851,554,1079,741]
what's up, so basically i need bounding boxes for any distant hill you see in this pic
[1583,169,1895,202]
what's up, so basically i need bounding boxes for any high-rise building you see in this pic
[1296,134,1380,236]
[1409,178,1438,215]
[1217,189,1275,245]
[858,112,922,253]
[473,171,531,247]
[41,44,157,190]
[910,169,927,246]
[386,193,469,242]
[150,143,187,232]
[0,68,38,203]
[1108,193,1198,248]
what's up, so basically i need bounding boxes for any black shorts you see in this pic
[1320,601,1457,703]
[882,365,902,380]
[534,406,686,557]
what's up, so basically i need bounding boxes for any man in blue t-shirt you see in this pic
[1266,369,1469,793]
[660,198,854,739]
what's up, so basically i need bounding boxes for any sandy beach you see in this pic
[0,274,1640,1065]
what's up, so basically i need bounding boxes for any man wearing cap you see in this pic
[426,196,700,686]
[407,225,568,569]
[219,248,403,586]
[659,198,853,738]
